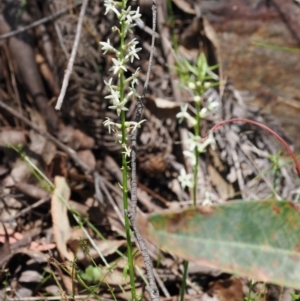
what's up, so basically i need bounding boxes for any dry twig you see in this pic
[127,0,160,300]
[55,0,89,110]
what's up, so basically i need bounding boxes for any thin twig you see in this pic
[128,0,160,300]
[0,2,82,40]
[55,0,89,110]
[54,22,70,58]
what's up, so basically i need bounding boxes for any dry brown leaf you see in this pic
[172,0,196,15]
[35,53,60,96]
[28,108,56,165]
[207,165,234,201]
[58,126,95,150]
[73,129,95,150]
[178,16,221,74]
[150,97,182,109]
[77,149,96,170]
[202,17,223,81]
[0,166,9,177]
[208,277,244,301]
[51,176,73,261]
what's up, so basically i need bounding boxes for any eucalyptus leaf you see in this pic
[138,200,300,289]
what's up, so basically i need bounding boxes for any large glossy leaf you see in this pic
[138,200,300,288]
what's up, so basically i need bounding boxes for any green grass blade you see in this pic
[252,41,300,53]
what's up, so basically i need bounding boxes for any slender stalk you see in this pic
[193,100,201,206]
[180,260,189,301]
[180,95,202,301]
[121,112,137,300]
[119,0,137,297]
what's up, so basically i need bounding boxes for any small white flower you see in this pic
[188,131,216,153]
[105,87,120,105]
[109,98,129,116]
[199,107,208,118]
[187,132,208,153]
[126,38,139,48]
[103,117,113,133]
[104,78,119,92]
[104,78,113,87]
[109,58,127,75]
[203,131,216,150]
[176,104,196,125]
[104,0,121,16]
[120,6,134,24]
[103,117,121,133]
[178,168,194,189]
[111,26,120,33]
[128,86,139,99]
[125,68,140,87]
[131,7,142,23]
[122,144,131,158]
[99,39,117,54]
[207,96,219,111]
[124,22,136,34]
[125,44,142,63]
[120,7,142,25]
[113,129,123,143]
[183,150,196,166]
[126,90,134,100]
[133,119,147,131]
[125,119,147,133]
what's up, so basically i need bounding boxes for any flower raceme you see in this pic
[100,0,143,135]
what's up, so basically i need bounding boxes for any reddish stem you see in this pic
[207,118,300,177]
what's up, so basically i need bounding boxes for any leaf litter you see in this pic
[0,0,300,300]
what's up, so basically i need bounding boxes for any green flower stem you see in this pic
[193,99,201,206]
[180,260,189,301]
[180,93,202,301]
[119,1,137,299]
[121,112,137,301]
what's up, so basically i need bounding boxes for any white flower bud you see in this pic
[193,95,201,103]
[188,82,196,90]
[204,82,211,89]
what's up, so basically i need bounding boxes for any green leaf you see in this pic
[183,58,198,76]
[79,265,101,283]
[197,53,208,80]
[290,293,300,301]
[138,200,300,289]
